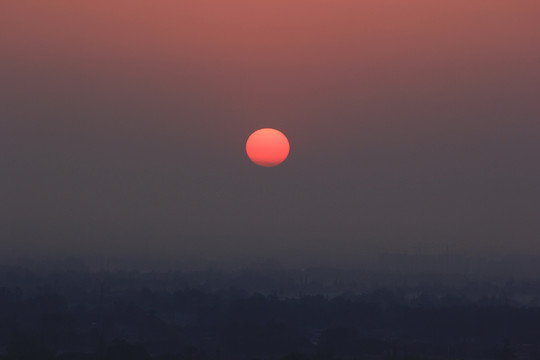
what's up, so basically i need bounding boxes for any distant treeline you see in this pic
[0,267,539,359]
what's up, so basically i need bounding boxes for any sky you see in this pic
[1,1,539,265]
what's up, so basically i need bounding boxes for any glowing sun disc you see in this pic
[246,128,290,167]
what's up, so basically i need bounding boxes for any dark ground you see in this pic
[0,258,540,360]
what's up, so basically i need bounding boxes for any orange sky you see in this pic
[3,2,539,146]
[1,1,539,262]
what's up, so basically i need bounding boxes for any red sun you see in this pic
[246,128,290,167]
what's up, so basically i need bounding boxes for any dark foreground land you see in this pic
[0,261,540,360]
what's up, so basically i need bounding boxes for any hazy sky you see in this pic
[1,1,539,265]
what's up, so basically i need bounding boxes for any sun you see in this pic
[246,128,290,167]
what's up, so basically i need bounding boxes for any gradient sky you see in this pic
[1,1,539,265]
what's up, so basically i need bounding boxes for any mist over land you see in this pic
[2,253,540,280]
[1,257,540,359]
